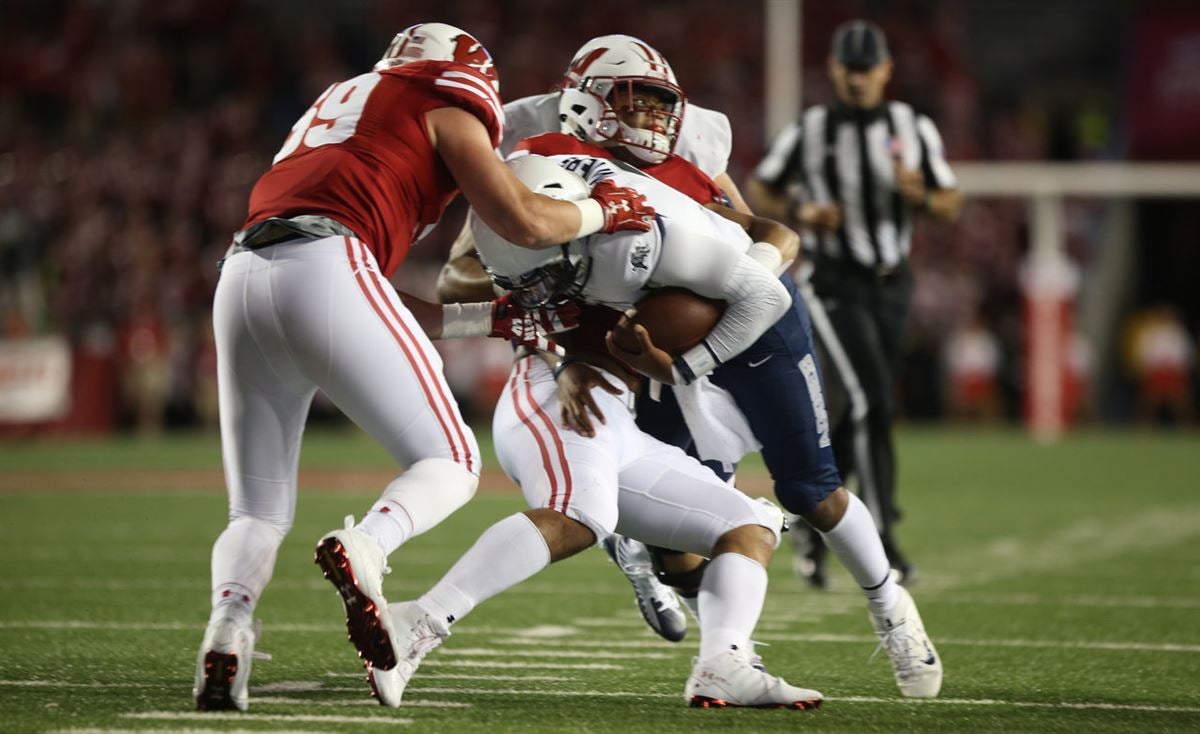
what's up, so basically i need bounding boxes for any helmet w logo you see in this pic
[453,34,496,80]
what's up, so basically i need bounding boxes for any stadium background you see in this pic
[3,0,1198,435]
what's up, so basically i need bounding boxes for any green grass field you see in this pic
[2,427,1199,733]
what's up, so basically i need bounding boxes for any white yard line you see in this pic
[439,647,671,660]
[755,633,1200,653]
[51,729,325,734]
[254,696,469,708]
[323,673,570,682]
[421,660,623,670]
[123,712,411,726]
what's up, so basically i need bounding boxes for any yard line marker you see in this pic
[0,680,175,689]
[323,673,571,682]
[123,712,412,726]
[831,696,1200,714]
[51,724,326,729]
[491,637,671,649]
[755,633,1200,653]
[439,647,671,660]
[254,696,469,708]
[422,660,623,671]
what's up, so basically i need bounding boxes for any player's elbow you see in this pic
[761,275,792,322]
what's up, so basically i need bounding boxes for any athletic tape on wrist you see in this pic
[440,302,493,339]
[572,198,604,239]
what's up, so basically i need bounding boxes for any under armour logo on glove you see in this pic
[489,295,580,356]
[590,180,655,234]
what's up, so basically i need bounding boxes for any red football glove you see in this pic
[489,295,580,355]
[590,179,656,234]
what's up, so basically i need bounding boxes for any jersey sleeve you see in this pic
[675,105,733,179]
[420,61,506,148]
[915,114,957,189]
[500,93,559,157]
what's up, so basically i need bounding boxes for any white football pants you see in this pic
[210,235,480,607]
[493,357,780,554]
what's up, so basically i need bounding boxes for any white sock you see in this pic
[418,513,551,626]
[817,492,899,615]
[697,553,767,660]
[209,516,286,624]
[357,458,479,556]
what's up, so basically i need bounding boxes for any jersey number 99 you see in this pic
[273,73,382,164]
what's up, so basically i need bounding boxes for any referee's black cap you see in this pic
[831,20,890,70]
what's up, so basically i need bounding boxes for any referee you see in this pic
[746,20,962,585]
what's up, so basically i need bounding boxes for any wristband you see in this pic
[571,198,604,239]
[440,302,492,339]
[671,340,721,385]
[552,357,579,381]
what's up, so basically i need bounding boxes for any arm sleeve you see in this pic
[752,121,804,189]
[651,220,792,380]
[915,114,957,189]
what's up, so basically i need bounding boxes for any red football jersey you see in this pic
[513,133,725,206]
[244,60,503,277]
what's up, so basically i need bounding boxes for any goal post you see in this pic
[954,163,1200,441]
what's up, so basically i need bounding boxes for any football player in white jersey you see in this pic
[366,155,824,710]
[437,33,748,644]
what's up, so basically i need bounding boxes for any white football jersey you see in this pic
[542,154,750,311]
[501,93,733,179]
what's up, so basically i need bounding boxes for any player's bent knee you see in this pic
[713,524,777,565]
[525,508,597,561]
[650,548,709,594]
[775,473,841,516]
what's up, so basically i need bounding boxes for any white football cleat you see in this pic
[602,534,688,642]
[685,647,823,709]
[315,515,397,669]
[193,616,261,711]
[366,601,451,707]
[869,585,943,698]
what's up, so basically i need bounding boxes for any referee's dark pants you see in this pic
[806,260,914,572]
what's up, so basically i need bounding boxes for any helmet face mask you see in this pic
[558,36,686,165]
[375,22,499,93]
[484,248,592,309]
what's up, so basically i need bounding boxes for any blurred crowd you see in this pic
[1,0,1197,433]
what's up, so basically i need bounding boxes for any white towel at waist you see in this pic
[672,376,761,464]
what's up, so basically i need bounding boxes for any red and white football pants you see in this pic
[210,236,479,605]
[493,357,779,553]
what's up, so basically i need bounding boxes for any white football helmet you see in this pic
[472,155,593,308]
[558,35,685,165]
[374,22,499,93]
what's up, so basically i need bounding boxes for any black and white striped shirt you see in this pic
[754,101,956,271]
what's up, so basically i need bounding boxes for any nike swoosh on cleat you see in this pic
[748,356,772,368]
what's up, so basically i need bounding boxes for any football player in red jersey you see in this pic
[436,36,793,643]
[193,23,656,712]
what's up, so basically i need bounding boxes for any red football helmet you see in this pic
[375,22,499,93]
